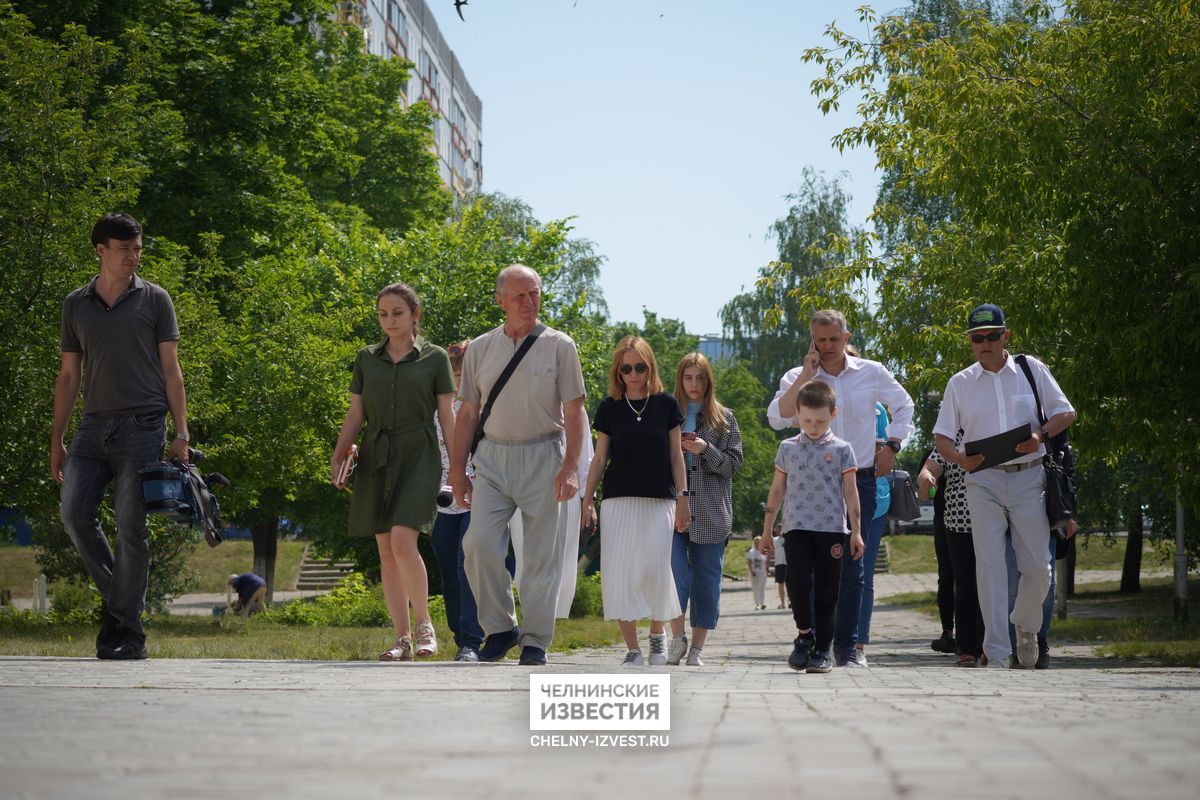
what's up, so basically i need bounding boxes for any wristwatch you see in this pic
[174,431,190,443]
[1038,427,1050,443]
[677,490,690,498]
[884,440,901,453]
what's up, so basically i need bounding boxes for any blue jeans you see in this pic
[833,472,878,652]
[431,511,484,649]
[1006,531,1055,650]
[855,513,889,645]
[670,533,726,630]
[60,412,166,644]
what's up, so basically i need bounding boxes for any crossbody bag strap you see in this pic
[476,324,545,439]
[1014,354,1048,427]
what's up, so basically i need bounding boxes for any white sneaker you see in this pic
[621,650,644,667]
[648,633,667,666]
[666,634,688,665]
[1015,625,1038,669]
[982,653,1011,669]
[685,647,704,667]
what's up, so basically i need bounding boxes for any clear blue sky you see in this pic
[425,0,882,335]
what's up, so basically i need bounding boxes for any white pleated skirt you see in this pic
[600,497,682,622]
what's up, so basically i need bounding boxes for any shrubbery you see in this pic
[262,573,446,628]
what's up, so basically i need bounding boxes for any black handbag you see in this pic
[1015,355,1076,531]
[886,469,922,522]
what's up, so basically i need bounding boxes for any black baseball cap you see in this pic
[966,304,1006,332]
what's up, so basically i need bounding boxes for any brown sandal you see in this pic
[956,653,978,668]
[380,635,413,661]
[414,620,438,657]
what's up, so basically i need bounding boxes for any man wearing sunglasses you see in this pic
[932,304,1075,669]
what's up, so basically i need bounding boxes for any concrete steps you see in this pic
[295,546,356,590]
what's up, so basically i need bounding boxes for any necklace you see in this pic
[625,394,649,422]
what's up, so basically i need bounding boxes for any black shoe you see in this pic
[1035,634,1050,669]
[518,646,547,666]
[98,640,148,660]
[930,633,957,654]
[788,634,815,671]
[478,627,520,662]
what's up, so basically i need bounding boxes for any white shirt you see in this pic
[767,356,916,468]
[772,535,786,566]
[934,354,1073,466]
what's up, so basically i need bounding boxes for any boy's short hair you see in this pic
[796,380,836,412]
[91,212,142,247]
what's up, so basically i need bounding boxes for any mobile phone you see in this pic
[682,432,697,441]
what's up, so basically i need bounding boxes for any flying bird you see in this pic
[454,0,468,22]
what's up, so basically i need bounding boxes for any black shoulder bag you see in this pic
[1015,354,1076,541]
[470,324,545,455]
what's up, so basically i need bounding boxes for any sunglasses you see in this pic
[448,344,465,357]
[970,331,1004,343]
[620,363,649,375]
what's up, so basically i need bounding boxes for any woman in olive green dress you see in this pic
[331,283,455,661]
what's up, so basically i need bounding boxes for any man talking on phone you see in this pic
[767,309,914,668]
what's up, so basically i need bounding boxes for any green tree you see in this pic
[721,169,874,395]
[800,0,1200,550]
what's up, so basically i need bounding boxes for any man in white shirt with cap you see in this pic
[933,303,1075,669]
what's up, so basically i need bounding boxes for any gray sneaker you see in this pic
[453,645,480,662]
[666,634,688,665]
[621,650,644,667]
[648,633,667,666]
[685,647,704,667]
[1015,624,1038,669]
[843,648,868,668]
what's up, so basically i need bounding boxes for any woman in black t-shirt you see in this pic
[583,336,691,667]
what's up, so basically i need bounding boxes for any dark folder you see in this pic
[964,423,1031,473]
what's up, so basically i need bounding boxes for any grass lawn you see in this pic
[0,540,307,598]
[881,533,1163,575]
[724,537,754,580]
[188,540,307,593]
[879,577,1200,666]
[0,612,620,660]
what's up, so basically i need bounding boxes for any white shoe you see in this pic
[648,633,667,666]
[685,647,704,667]
[1015,625,1038,669]
[666,634,688,665]
[621,650,644,667]
[982,653,1011,669]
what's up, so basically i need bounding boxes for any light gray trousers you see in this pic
[463,434,567,651]
[965,464,1052,665]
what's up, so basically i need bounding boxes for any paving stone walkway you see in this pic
[2,574,1198,799]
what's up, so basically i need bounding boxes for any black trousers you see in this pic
[945,531,985,658]
[783,530,846,652]
[932,520,956,634]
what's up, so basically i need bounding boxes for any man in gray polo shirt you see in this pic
[450,264,587,666]
[51,212,191,660]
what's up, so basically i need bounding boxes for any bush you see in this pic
[49,577,101,618]
[262,573,447,628]
[569,571,603,618]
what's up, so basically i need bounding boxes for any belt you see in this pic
[996,460,1040,473]
[855,467,877,478]
[480,430,563,446]
[368,422,435,473]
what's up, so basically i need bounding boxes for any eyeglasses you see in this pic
[448,344,465,357]
[970,332,1004,343]
[620,363,648,375]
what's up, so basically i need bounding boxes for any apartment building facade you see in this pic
[339,1,483,198]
